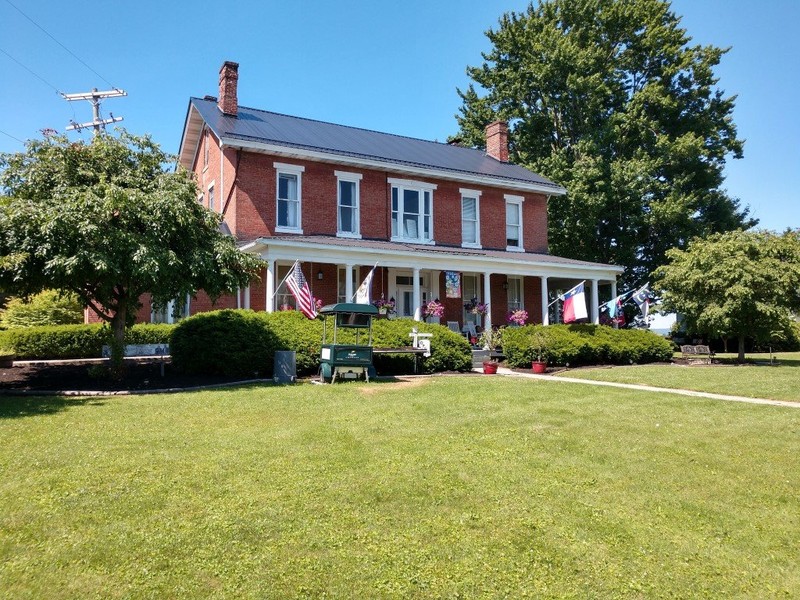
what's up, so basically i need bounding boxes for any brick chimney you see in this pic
[485,120,509,162]
[218,61,239,116]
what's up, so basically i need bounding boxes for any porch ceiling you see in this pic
[241,235,624,280]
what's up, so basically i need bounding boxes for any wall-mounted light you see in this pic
[502,281,509,290]
[317,270,324,281]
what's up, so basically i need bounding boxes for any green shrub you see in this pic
[503,324,673,368]
[0,322,176,360]
[170,310,472,378]
[262,311,323,374]
[128,323,177,346]
[372,318,472,374]
[0,324,107,359]
[171,310,278,377]
[0,290,83,328]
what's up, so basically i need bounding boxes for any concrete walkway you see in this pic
[484,366,799,409]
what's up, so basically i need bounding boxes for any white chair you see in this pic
[463,322,478,340]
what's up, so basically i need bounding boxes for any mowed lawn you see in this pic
[556,352,800,402]
[1,377,798,598]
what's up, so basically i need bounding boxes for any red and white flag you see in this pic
[561,281,588,323]
[286,262,317,319]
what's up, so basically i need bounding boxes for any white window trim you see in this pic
[335,170,362,239]
[388,177,437,244]
[202,129,209,171]
[207,181,216,213]
[507,276,524,311]
[460,188,482,249]
[505,194,525,252]
[274,162,305,234]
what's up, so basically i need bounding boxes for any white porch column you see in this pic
[540,276,549,326]
[591,279,600,324]
[483,271,492,330]
[345,263,354,302]
[244,284,251,310]
[412,267,422,321]
[610,279,618,328]
[265,260,275,313]
[430,270,441,300]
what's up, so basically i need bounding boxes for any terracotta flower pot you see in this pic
[482,361,498,374]
[531,361,547,374]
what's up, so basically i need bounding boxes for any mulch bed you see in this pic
[0,359,253,393]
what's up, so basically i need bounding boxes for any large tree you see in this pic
[654,230,800,361]
[0,130,264,371]
[454,0,755,286]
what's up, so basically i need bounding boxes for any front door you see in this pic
[397,286,430,319]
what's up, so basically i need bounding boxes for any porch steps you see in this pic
[471,349,490,368]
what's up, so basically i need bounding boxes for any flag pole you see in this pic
[270,260,299,300]
[350,262,378,302]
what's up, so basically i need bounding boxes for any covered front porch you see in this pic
[240,236,624,331]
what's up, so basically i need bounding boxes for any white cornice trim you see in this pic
[246,237,624,279]
[219,136,566,196]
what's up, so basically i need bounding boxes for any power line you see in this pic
[2,0,118,90]
[0,128,26,144]
[0,46,62,95]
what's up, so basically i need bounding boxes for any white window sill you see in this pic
[391,236,435,245]
[337,232,362,239]
[462,242,482,249]
[275,226,304,234]
[506,245,525,253]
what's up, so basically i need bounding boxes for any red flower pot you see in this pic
[482,361,498,374]
[531,361,547,374]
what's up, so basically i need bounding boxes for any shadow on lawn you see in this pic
[0,396,105,419]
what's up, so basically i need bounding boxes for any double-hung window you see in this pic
[208,183,215,213]
[505,194,524,251]
[275,162,304,233]
[460,188,481,247]
[336,171,362,238]
[389,178,436,243]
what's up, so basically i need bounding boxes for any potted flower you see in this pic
[479,327,503,351]
[423,299,444,322]
[507,308,528,327]
[373,295,396,315]
[530,328,549,374]
[464,297,488,316]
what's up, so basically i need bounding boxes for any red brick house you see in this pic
[162,61,622,329]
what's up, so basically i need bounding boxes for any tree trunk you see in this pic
[109,304,127,379]
[722,336,729,353]
[737,336,746,363]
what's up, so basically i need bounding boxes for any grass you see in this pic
[1,377,799,598]
[557,352,800,402]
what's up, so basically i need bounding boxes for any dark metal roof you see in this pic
[189,97,563,191]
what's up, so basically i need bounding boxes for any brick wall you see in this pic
[220,147,548,253]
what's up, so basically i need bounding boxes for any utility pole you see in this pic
[63,88,127,136]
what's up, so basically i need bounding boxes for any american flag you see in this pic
[286,262,317,319]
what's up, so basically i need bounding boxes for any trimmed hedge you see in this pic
[170,310,472,377]
[372,318,472,374]
[0,323,175,360]
[502,324,673,368]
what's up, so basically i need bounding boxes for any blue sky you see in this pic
[1,0,797,232]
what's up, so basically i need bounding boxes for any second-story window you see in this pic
[274,162,305,233]
[389,178,436,243]
[336,171,362,238]
[208,183,215,213]
[505,194,524,251]
[460,188,481,247]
